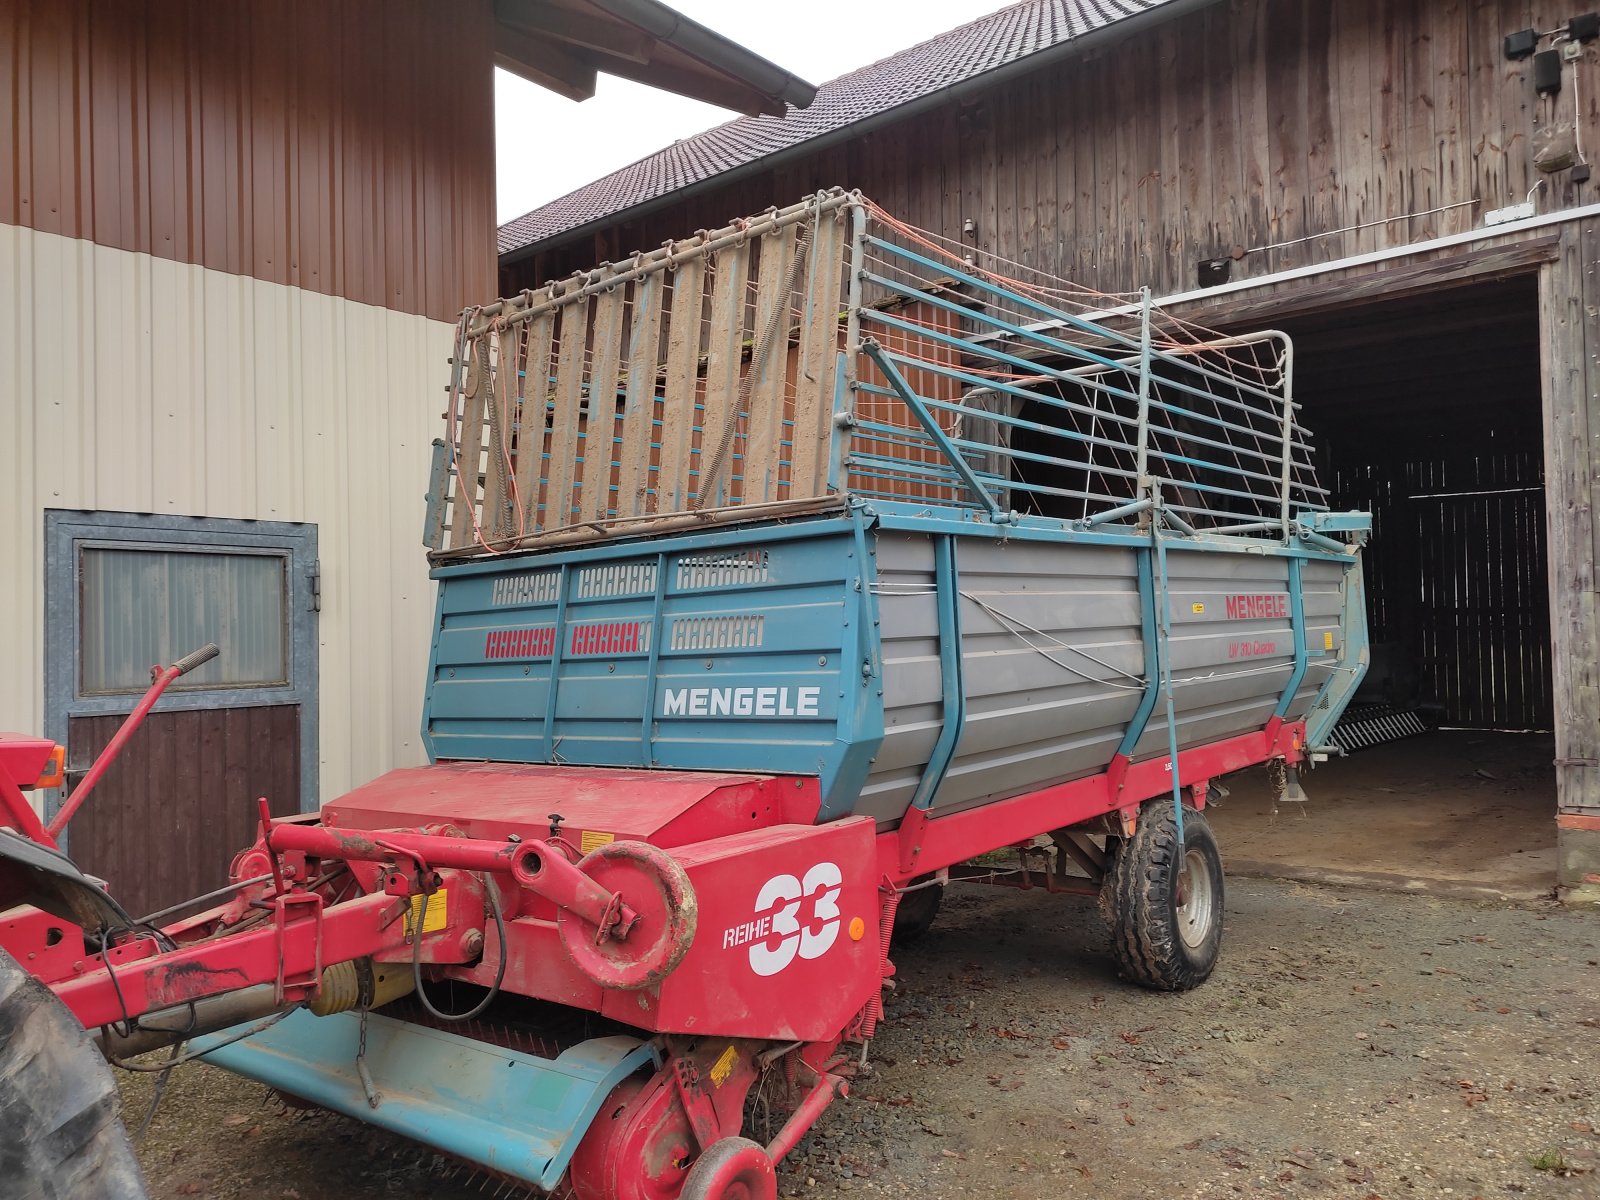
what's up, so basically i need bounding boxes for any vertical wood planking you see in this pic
[660,256,705,511]
[1540,221,1600,812]
[746,223,800,505]
[1433,0,1468,234]
[1235,2,1272,254]
[698,239,751,508]
[66,706,300,917]
[515,310,555,532]
[1302,1,1336,250]
[1332,0,1377,255]
[481,328,512,540]
[448,340,489,548]
[616,274,664,518]
[583,288,626,523]
[792,209,844,496]
[544,298,589,532]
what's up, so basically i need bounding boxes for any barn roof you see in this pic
[499,0,1177,260]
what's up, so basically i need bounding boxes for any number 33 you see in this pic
[748,862,843,977]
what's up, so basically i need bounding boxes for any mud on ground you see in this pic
[121,879,1600,1199]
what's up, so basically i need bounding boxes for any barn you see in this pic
[497,0,1600,900]
[0,0,813,916]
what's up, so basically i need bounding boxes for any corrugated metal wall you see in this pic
[1,0,495,323]
[0,224,452,798]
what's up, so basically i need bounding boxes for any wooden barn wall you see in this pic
[1327,447,1551,730]
[2,0,497,322]
[505,0,1596,300]
[1540,219,1600,819]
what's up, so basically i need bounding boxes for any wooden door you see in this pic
[45,512,319,920]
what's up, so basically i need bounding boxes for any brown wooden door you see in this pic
[45,512,319,922]
[63,707,302,920]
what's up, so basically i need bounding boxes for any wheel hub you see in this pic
[1175,846,1215,950]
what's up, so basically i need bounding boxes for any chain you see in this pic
[1267,756,1287,818]
[355,958,379,1109]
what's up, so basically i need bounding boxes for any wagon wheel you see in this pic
[889,877,943,944]
[1103,801,1224,991]
[678,1137,777,1200]
[568,1045,764,1200]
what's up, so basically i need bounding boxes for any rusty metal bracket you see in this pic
[272,891,324,1006]
[671,1057,722,1153]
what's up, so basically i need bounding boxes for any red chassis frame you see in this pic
[887,720,1306,878]
[3,720,1305,1039]
[0,714,1304,1200]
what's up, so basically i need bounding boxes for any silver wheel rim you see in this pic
[1175,847,1215,950]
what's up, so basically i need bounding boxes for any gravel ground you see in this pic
[121,878,1600,1199]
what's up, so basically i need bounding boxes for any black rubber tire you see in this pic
[1103,802,1223,992]
[890,880,943,945]
[0,949,146,1199]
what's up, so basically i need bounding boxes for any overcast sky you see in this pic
[495,0,1014,225]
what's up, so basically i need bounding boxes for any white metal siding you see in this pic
[0,223,451,800]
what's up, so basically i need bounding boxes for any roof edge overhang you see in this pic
[495,0,816,118]
[500,0,1220,267]
[590,0,817,110]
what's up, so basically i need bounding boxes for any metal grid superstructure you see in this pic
[429,189,1329,559]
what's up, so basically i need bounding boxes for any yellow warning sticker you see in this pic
[710,1044,739,1088]
[1323,631,1335,650]
[406,889,449,935]
[1191,603,1206,614]
[580,829,616,854]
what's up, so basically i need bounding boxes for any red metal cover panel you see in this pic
[322,762,821,848]
[2,0,496,321]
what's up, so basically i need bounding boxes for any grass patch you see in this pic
[1528,1148,1568,1172]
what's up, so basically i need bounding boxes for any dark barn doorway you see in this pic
[1210,276,1558,896]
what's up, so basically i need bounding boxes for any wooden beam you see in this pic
[1540,219,1600,823]
[586,47,782,117]
[494,0,652,64]
[494,23,597,102]
[1169,236,1562,331]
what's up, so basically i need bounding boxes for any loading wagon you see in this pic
[0,190,1368,1199]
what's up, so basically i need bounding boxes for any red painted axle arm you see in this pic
[52,891,405,1030]
[268,823,533,876]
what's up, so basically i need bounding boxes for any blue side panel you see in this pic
[195,1010,657,1191]
[422,516,883,815]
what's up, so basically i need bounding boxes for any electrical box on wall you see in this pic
[1534,48,1563,93]
[1505,28,1537,58]
[1569,11,1600,41]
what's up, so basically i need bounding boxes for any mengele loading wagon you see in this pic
[0,190,1369,1199]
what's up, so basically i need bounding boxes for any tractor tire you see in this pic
[1104,802,1223,992]
[0,949,146,1199]
[890,880,943,945]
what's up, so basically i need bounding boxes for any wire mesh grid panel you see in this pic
[851,200,1328,535]
[431,191,856,556]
